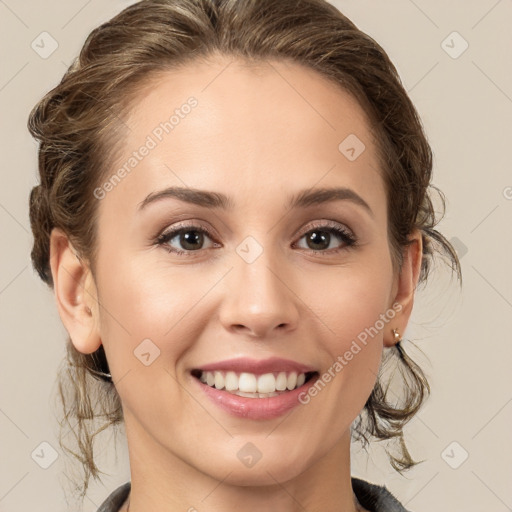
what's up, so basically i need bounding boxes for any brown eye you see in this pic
[157,225,218,255]
[295,224,356,253]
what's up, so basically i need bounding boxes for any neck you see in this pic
[121,415,365,512]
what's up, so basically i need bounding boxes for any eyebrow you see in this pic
[138,186,374,217]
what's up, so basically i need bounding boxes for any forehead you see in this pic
[99,55,384,215]
[125,55,377,151]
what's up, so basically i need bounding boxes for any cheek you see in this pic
[321,287,386,392]
[95,253,218,372]
[304,261,393,350]
[299,252,393,406]
[94,256,207,424]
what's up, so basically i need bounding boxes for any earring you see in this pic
[392,328,405,360]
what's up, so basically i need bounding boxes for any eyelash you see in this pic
[155,221,357,257]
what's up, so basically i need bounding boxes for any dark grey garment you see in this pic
[97,478,411,512]
[352,478,412,512]
[97,482,130,512]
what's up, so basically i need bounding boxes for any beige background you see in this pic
[1,0,511,510]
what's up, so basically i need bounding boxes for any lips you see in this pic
[193,356,317,375]
[191,358,319,419]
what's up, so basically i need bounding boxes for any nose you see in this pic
[218,246,300,339]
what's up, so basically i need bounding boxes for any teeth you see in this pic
[257,373,275,393]
[276,372,288,391]
[225,371,238,391]
[234,390,280,398]
[214,372,224,390]
[239,372,257,393]
[286,372,297,390]
[198,370,309,395]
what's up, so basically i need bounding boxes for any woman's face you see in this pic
[81,56,412,484]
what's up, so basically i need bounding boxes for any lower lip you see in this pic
[192,374,319,420]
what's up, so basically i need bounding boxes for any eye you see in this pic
[156,223,219,256]
[294,221,357,254]
[155,220,357,257]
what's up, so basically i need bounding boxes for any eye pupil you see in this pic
[181,230,203,250]
[307,231,329,250]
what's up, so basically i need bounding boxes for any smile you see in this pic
[191,369,317,398]
[189,357,320,419]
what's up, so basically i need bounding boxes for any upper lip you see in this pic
[193,357,317,375]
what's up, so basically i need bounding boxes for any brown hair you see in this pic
[28,0,462,500]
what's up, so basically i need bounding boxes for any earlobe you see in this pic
[49,228,102,355]
[384,230,423,348]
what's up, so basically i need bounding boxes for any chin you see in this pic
[204,444,315,487]
[220,462,307,487]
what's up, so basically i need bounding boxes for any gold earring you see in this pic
[392,328,405,359]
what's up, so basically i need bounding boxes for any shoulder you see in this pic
[97,481,131,512]
[352,477,412,512]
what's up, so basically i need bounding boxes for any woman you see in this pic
[27,0,461,511]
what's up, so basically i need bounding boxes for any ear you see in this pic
[49,228,102,354]
[384,229,423,348]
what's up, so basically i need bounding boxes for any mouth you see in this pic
[189,357,321,419]
[190,369,319,398]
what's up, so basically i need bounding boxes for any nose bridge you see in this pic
[219,237,299,337]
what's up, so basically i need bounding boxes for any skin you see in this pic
[50,55,422,512]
